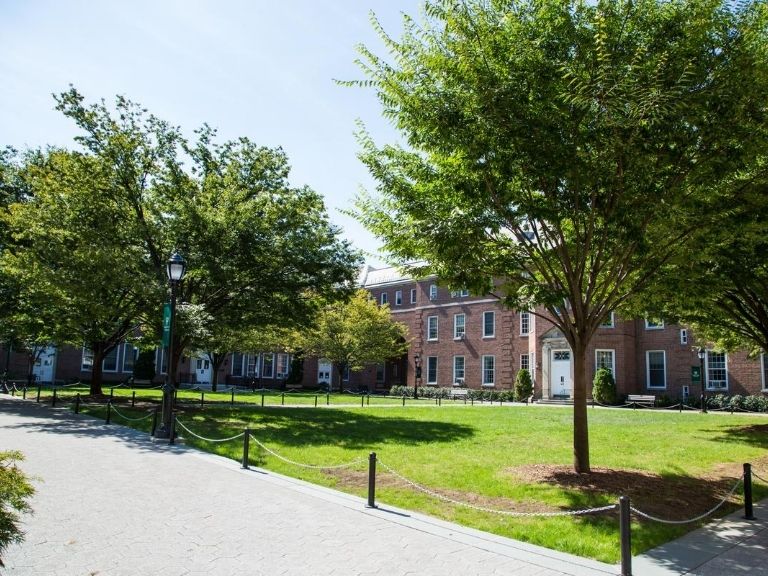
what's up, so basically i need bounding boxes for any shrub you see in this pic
[514,369,533,402]
[592,368,617,404]
[133,350,156,381]
[0,451,34,567]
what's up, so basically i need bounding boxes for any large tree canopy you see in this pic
[353,0,768,472]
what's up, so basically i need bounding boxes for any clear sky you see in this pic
[1,0,422,266]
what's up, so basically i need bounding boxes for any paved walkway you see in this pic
[0,397,765,575]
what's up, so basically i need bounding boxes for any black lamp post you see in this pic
[155,252,187,439]
[697,347,707,413]
[413,353,421,400]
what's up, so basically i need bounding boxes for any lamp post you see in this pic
[697,347,707,413]
[155,252,187,439]
[413,353,421,400]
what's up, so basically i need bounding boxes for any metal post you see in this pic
[744,463,755,520]
[281,392,285,406]
[361,395,364,407]
[74,393,81,414]
[367,452,377,508]
[36,384,41,403]
[367,395,370,406]
[402,395,405,407]
[157,281,179,439]
[314,395,318,407]
[110,387,114,399]
[261,392,265,407]
[701,394,707,414]
[242,428,250,469]
[169,413,176,445]
[438,397,441,406]
[132,390,136,407]
[22,386,27,400]
[52,388,57,407]
[201,391,205,408]
[105,401,112,424]
[620,496,632,576]
[231,387,235,405]
[326,392,329,406]
[150,408,159,437]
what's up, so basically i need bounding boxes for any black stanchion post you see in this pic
[106,401,112,424]
[679,402,682,413]
[361,395,364,408]
[744,463,755,520]
[314,395,318,408]
[701,394,706,414]
[402,395,405,407]
[367,452,377,508]
[52,388,57,407]
[326,392,330,406]
[282,392,285,406]
[439,397,441,406]
[36,384,41,403]
[201,391,205,408]
[74,393,81,414]
[367,395,370,406]
[242,428,250,469]
[471,396,474,406]
[22,386,27,400]
[261,392,265,407]
[169,413,176,445]
[231,388,235,405]
[132,390,136,407]
[620,496,632,576]
[110,387,114,399]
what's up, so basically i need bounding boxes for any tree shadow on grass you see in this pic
[704,423,768,450]
[191,406,477,449]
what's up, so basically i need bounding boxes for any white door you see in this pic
[33,346,56,383]
[195,357,212,385]
[317,360,332,386]
[550,349,572,397]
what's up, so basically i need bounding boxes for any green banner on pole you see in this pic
[691,365,701,384]
[161,303,171,347]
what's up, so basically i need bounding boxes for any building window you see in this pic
[231,352,245,377]
[427,316,439,341]
[706,351,728,390]
[410,288,417,304]
[454,313,466,339]
[520,312,531,335]
[482,355,495,386]
[645,318,664,330]
[246,354,260,378]
[156,348,168,375]
[646,350,666,389]
[376,363,385,382]
[680,329,688,345]
[380,292,388,305]
[121,344,138,373]
[762,354,768,391]
[427,356,438,384]
[453,356,465,385]
[262,353,275,378]
[343,364,350,381]
[81,347,93,371]
[600,312,615,328]
[429,284,438,300]
[276,353,290,378]
[520,353,530,372]
[595,349,615,378]
[450,288,469,298]
[395,290,402,306]
[483,311,495,338]
[102,347,119,372]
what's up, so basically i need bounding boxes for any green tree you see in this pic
[298,289,409,392]
[514,369,533,403]
[352,0,768,472]
[592,367,617,405]
[0,451,35,568]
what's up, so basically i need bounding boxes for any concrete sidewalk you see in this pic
[1,396,766,575]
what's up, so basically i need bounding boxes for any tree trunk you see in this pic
[90,348,105,397]
[336,362,347,394]
[572,341,591,474]
[210,352,227,393]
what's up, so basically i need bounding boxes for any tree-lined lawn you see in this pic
[62,392,768,563]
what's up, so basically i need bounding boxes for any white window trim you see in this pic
[705,350,729,391]
[100,346,120,373]
[680,329,688,345]
[483,311,496,338]
[410,288,417,304]
[762,353,768,392]
[520,353,530,372]
[121,343,137,373]
[595,349,616,377]
[380,292,388,305]
[453,313,466,340]
[375,363,385,382]
[645,350,667,390]
[276,353,290,378]
[429,284,438,300]
[481,355,496,387]
[644,318,664,330]
[395,290,402,306]
[156,348,168,375]
[427,356,438,385]
[600,311,615,328]
[520,311,531,336]
[427,315,439,341]
[81,346,94,372]
[453,355,465,386]
[262,353,275,379]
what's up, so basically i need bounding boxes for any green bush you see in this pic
[592,368,617,404]
[514,369,533,402]
[0,451,34,567]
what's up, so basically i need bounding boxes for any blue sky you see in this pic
[1,0,422,266]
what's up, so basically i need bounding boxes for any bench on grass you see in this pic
[627,394,656,407]
[451,388,469,399]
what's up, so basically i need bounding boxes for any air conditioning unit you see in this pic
[454,378,465,387]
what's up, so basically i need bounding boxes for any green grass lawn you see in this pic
[31,385,768,563]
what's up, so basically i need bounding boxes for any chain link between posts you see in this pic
[249,435,365,470]
[376,458,617,518]
[174,418,245,443]
[630,475,744,525]
[753,470,768,484]
[109,405,154,422]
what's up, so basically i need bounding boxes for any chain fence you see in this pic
[753,470,768,484]
[249,435,365,470]
[110,404,155,423]
[174,418,245,443]
[376,458,617,518]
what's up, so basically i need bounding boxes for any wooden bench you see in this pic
[627,394,656,407]
[451,388,469,399]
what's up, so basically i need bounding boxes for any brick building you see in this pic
[3,264,768,399]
